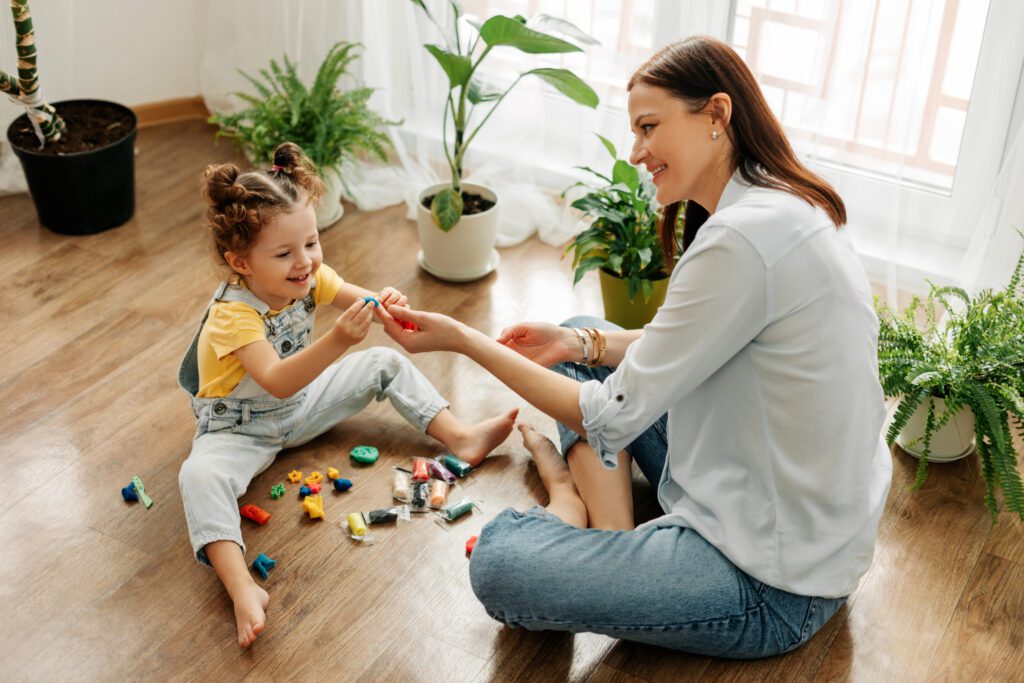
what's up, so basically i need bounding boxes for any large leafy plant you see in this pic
[877,242,1024,521]
[409,0,600,231]
[209,41,395,192]
[563,135,680,303]
[0,0,64,144]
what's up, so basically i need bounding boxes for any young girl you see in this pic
[177,142,516,648]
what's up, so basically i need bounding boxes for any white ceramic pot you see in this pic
[316,167,344,230]
[895,396,976,462]
[416,182,499,282]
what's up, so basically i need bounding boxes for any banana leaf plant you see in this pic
[0,0,64,145]
[409,0,600,231]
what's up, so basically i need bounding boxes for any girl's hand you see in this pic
[376,305,467,353]
[496,322,580,367]
[332,297,375,346]
[378,286,407,308]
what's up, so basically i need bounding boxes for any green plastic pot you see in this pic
[598,268,669,329]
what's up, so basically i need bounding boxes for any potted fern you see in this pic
[409,0,599,281]
[564,135,680,329]
[209,41,396,230]
[876,243,1024,522]
[3,0,137,234]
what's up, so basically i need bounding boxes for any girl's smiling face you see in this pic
[225,203,322,310]
[627,82,727,208]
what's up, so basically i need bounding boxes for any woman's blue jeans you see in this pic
[468,316,846,658]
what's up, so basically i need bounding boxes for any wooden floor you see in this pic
[1,120,1022,683]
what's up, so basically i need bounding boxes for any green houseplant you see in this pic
[564,134,681,329]
[209,41,396,229]
[876,243,1024,522]
[3,0,137,234]
[408,0,600,281]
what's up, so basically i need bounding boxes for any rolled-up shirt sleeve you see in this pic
[580,225,768,467]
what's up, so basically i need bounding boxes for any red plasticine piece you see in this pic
[240,504,271,526]
[308,482,321,494]
[465,535,478,558]
[400,320,419,331]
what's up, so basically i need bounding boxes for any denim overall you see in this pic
[177,280,448,563]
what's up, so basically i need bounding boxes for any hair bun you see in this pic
[272,142,303,173]
[202,163,248,207]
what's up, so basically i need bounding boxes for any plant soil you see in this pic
[8,101,135,155]
[422,190,496,215]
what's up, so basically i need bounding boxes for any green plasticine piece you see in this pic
[130,476,153,508]
[350,445,379,464]
[270,483,286,499]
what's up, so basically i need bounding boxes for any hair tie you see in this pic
[270,164,285,172]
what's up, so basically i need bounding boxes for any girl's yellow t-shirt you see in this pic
[195,264,344,398]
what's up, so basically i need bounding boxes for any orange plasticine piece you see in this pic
[305,471,324,485]
[288,470,303,483]
[302,494,324,519]
[240,504,271,526]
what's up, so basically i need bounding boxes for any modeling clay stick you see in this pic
[439,454,473,478]
[426,458,457,484]
[391,469,412,501]
[437,497,476,522]
[346,511,368,537]
[240,503,271,526]
[365,505,411,524]
[411,457,430,482]
[429,480,449,508]
[411,481,429,511]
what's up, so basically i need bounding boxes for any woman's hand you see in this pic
[376,304,469,354]
[377,286,407,308]
[332,297,375,347]
[496,322,580,367]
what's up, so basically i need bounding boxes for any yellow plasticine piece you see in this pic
[346,512,368,537]
[305,471,324,485]
[326,467,340,480]
[288,470,303,483]
[302,494,324,519]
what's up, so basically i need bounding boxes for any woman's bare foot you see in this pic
[430,408,518,467]
[518,423,588,527]
[232,581,269,648]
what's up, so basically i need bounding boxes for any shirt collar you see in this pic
[714,168,752,214]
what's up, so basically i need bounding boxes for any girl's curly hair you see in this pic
[201,142,325,261]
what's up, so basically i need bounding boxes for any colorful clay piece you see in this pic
[346,511,368,537]
[350,445,379,464]
[308,482,321,494]
[411,457,430,482]
[438,498,475,522]
[251,553,277,580]
[466,535,478,558]
[305,471,323,485]
[326,467,340,480]
[240,503,271,525]
[302,494,324,519]
[333,478,353,492]
[429,480,449,508]
[426,459,457,484]
[361,296,380,307]
[298,485,312,498]
[270,483,286,499]
[366,508,398,524]
[392,470,411,501]
[411,481,429,510]
[121,482,139,502]
[400,320,419,331]
[287,470,303,483]
[130,476,154,508]
[440,454,473,478]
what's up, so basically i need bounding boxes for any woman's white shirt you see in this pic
[579,171,892,598]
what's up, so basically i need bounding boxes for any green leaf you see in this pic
[595,133,616,159]
[424,44,472,88]
[527,14,600,45]
[479,16,583,53]
[523,68,599,108]
[467,78,502,104]
[431,188,464,232]
[612,159,640,191]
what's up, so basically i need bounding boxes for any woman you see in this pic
[377,36,892,658]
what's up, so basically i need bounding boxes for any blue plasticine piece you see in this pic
[121,482,139,502]
[251,553,277,580]
[361,296,380,307]
[333,478,353,492]
[298,485,312,498]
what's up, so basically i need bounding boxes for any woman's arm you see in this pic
[233,298,373,398]
[497,323,643,368]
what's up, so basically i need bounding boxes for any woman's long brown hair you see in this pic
[628,36,846,261]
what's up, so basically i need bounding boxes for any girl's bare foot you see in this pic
[518,423,588,527]
[232,581,269,648]
[435,408,518,467]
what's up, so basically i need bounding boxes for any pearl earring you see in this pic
[711,130,719,140]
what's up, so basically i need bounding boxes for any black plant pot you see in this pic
[6,99,137,235]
